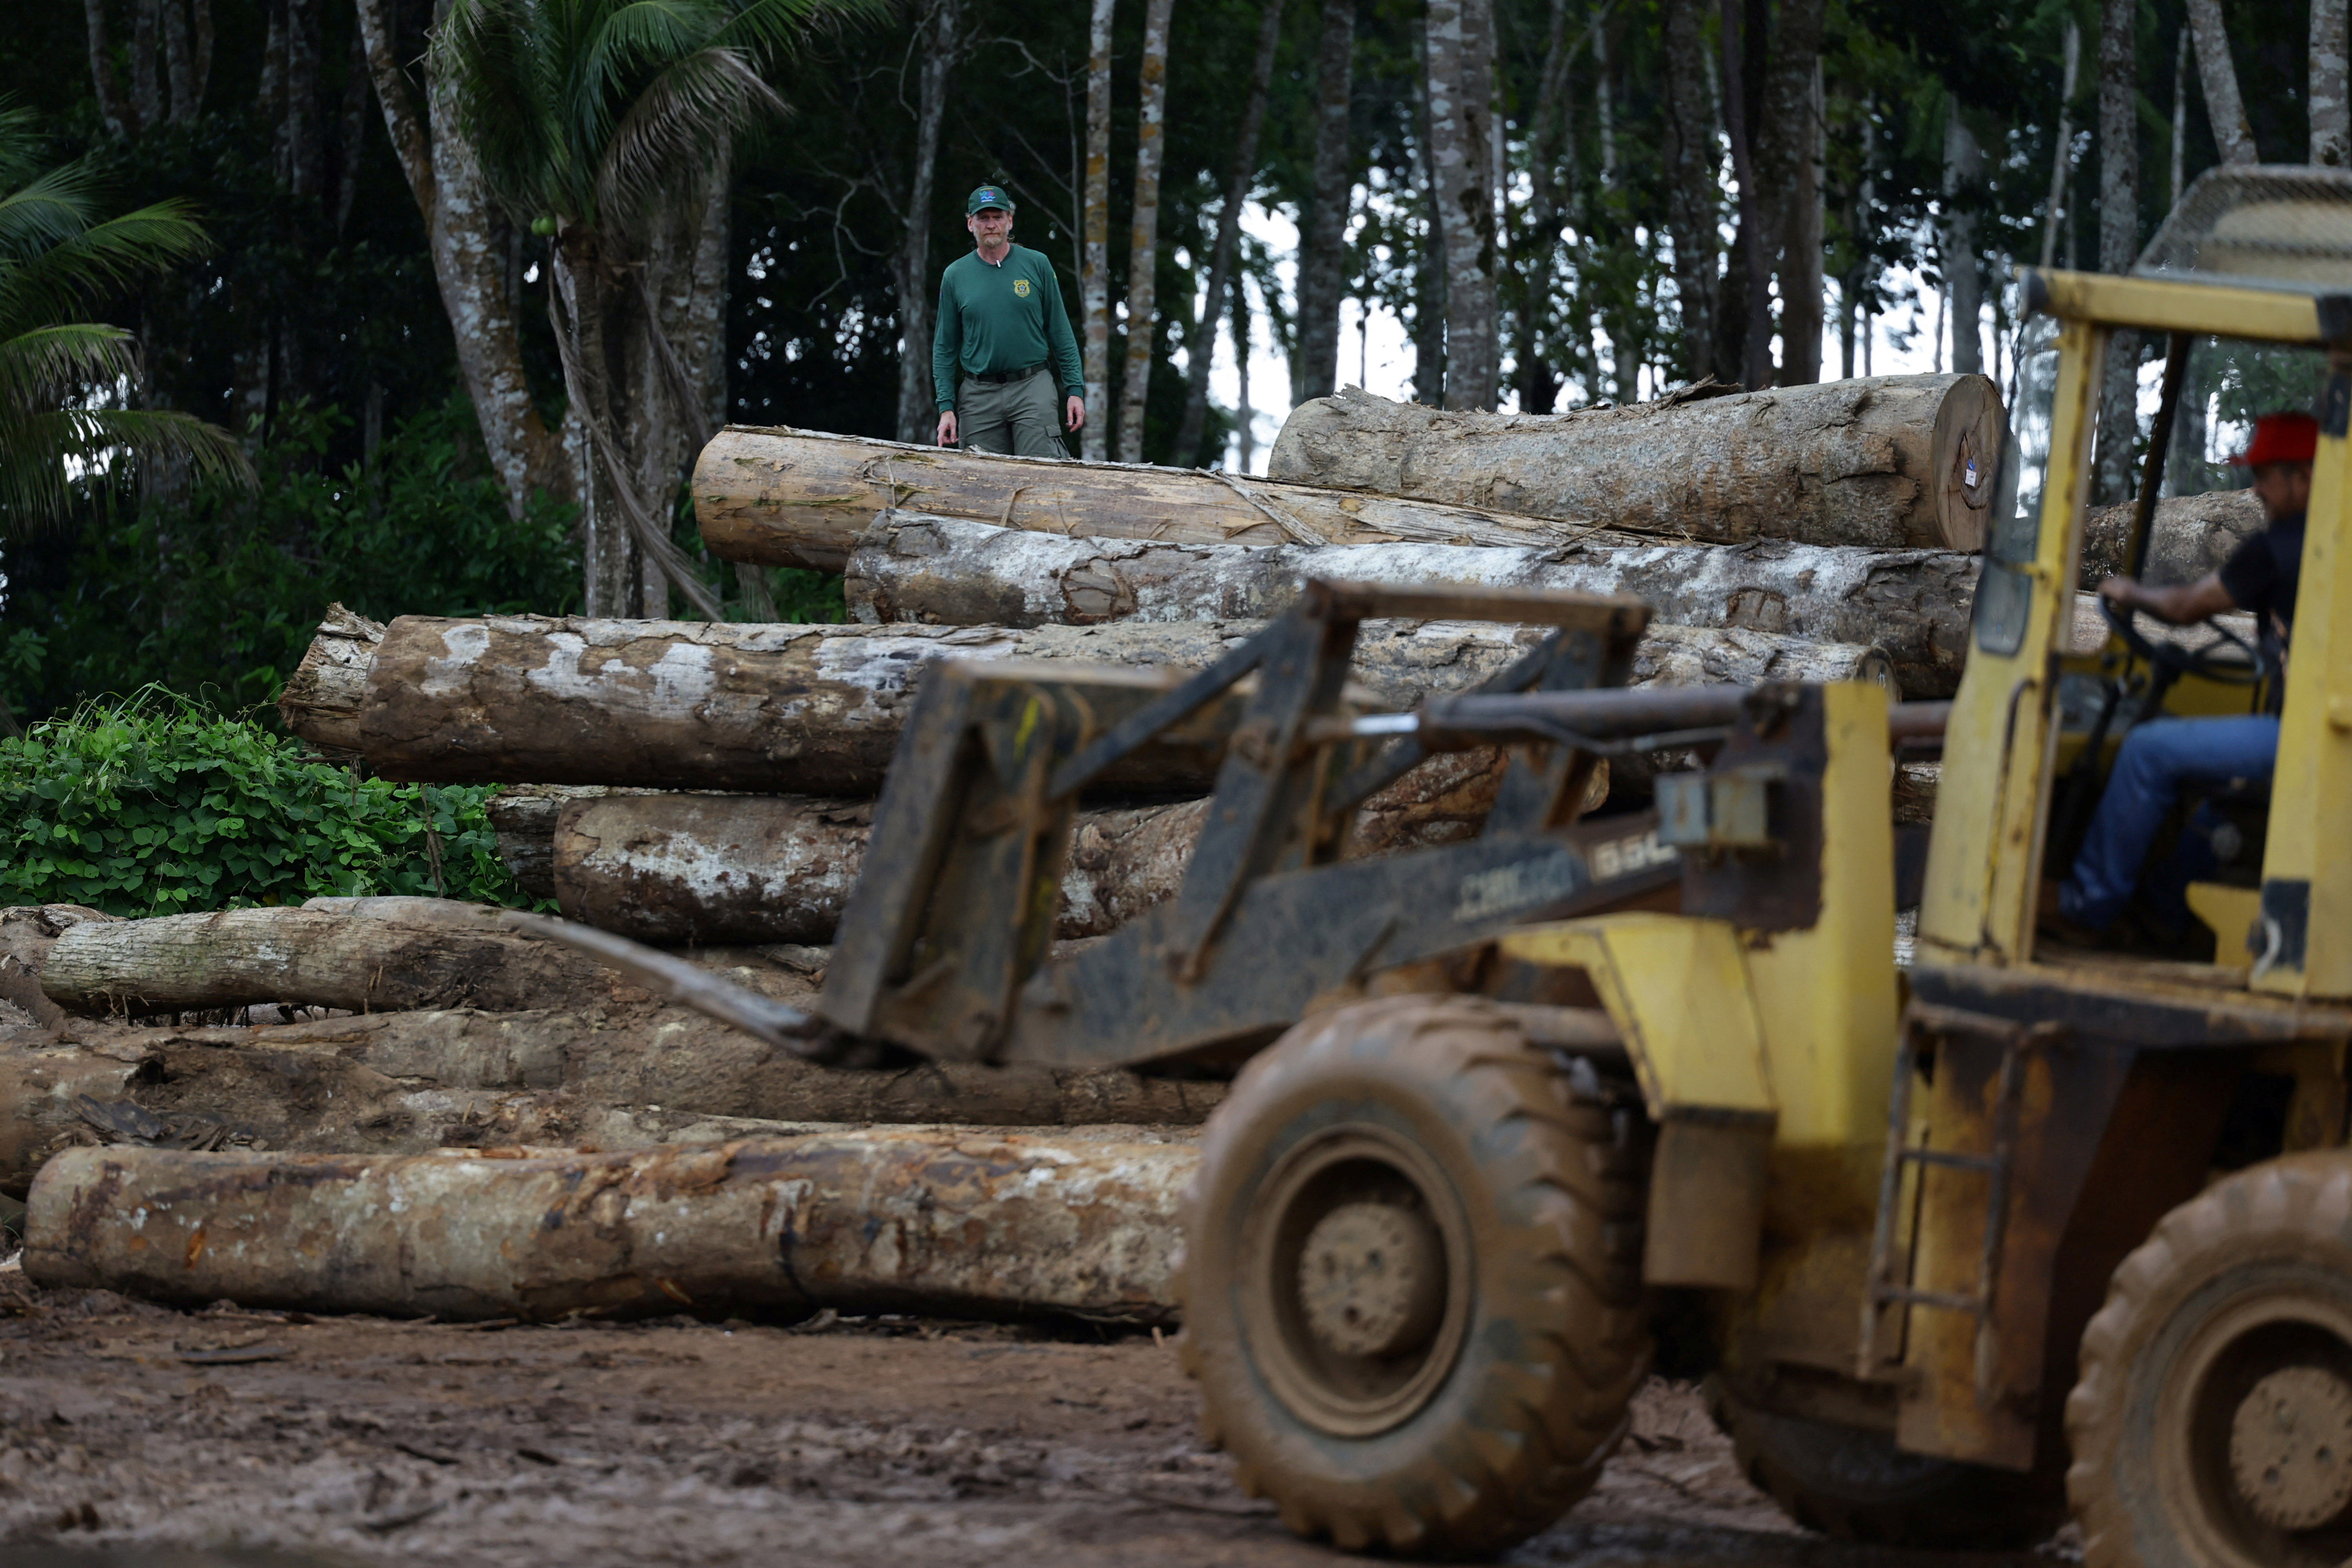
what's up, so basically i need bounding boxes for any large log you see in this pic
[279,611,1889,794]
[38,902,660,1015]
[849,512,1972,696]
[1268,377,2007,551]
[1,1005,1225,1194]
[2080,488,2267,586]
[691,425,1664,572]
[545,749,1598,947]
[25,1133,1195,1322]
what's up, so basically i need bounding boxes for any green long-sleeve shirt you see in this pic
[931,244,1084,412]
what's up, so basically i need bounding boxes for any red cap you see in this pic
[2229,411,2319,467]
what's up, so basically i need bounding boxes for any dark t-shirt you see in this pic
[2218,509,2306,644]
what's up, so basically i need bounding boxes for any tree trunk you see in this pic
[355,0,568,521]
[280,610,1636,794]
[25,1134,1193,1324]
[1409,78,1445,404]
[84,0,132,137]
[1231,283,1255,467]
[162,0,196,121]
[1080,0,1115,461]
[286,0,321,200]
[1174,0,1287,465]
[2080,487,2267,586]
[1423,0,1497,410]
[846,512,1968,694]
[893,0,960,446]
[39,906,662,1016]
[1115,0,1176,464]
[691,425,1672,568]
[2185,0,2257,167]
[2095,0,2141,508]
[1510,0,1575,415]
[133,0,162,132]
[2318,0,2350,169]
[1943,100,1983,377]
[1292,0,1355,405]
[1717,0,1773,388]
[1752,0,1825,387]
[1270,376,2006,550]
[1661,0,1720,384]
[2040,20,2080,270]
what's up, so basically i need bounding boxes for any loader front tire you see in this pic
[1178,995,1651,1558]
[1708,1384,2067,1550]
[2067,1152,2352,1568]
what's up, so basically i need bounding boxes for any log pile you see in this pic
[24,379,2277,1323]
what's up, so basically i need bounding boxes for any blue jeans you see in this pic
[2059,715,2278,931]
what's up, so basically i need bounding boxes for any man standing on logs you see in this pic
[933,185,1085,458]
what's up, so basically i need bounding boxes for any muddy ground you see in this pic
[0,1262,2073,1568]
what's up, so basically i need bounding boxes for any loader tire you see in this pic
[1177,995,1651,1558]
[1708,1383,2066,1550]
[2067,1152,2352,1568]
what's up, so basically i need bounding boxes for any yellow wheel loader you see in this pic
[1175,168,2352,1566]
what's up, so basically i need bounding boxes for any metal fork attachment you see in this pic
[816,580,1685,1071]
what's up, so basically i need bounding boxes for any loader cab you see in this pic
[1917,169,2352,999]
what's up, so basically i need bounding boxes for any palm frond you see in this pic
[0,201,212,334]
[0,406,255,537]
[596,45,782,231]
[711,0,883,57]
[0,322,142,409]
[0,159,100,265]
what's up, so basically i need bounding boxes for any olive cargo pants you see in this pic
[956,367,1067,459]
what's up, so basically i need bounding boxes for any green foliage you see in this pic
[0,99,250,534]
[0,689,527,916]
[0,393,581,720]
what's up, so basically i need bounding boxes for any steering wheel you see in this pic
[2099,595,2270,686]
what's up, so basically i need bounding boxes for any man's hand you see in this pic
[936,410,957,446]
[1064,395,1085,433]
[2098,570,2237,626]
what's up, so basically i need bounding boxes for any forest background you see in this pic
[0,0,2330,728]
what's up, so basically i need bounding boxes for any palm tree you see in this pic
[0,105,250,539]
[435,0,870,618]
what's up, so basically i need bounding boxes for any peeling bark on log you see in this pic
[2080,488,2266,586]
[0,1007,1225,1196]
[544,754,1606,948]
[273,601,385,753]
[25,1134,1195,1322]
[850,512,1967,695]
[276,611,1757,794]
[690,425,1661,571]
[38,905,659,1015]
[1268,377,2007,551]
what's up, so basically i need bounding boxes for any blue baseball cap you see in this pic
[967,185,1014,215]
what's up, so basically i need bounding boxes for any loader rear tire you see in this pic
[1708,1383,2067,1550]
[2067,1152,2352,1568]
[1177,995,1651,1558]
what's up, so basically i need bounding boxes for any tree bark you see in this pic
[846,512,1965,694]
[893,0,961,446]
[2095,0,2140,508]
[1080,0,1115,461]
[1269,377,2006,551]
[2040,20,2080,270]
[133,0,162,134]
[40,906,662,1016]
[1509,0,1576,416]
[354,0,568,521]
[1752,0,1825,387]
[1661,0,1720,385]
[2318,0,2350,169]
[1717,0,1773,388]
[84,0,132,137]
[1292,0,1355,405]
[25,1134,1193,1323]
[1423,0,1497,410]
[1409,78,1445,403]
[1173,0,1287,465]
[162,0,196,122]
[2080,488,2267,586]
[1115,0,1176,464]
[279,610,1634,794]
[286,0,321,200]
[1943,100,1983,377]
[2185,0,2257,167]
[691,424,1673,569]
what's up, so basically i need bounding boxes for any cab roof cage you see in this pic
[2136,165,2352,296]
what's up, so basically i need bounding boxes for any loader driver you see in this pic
[933,185,1086,458]
[2044,410,2316,945]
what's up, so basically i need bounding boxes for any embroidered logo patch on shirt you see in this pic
[1013,278,1031,297]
